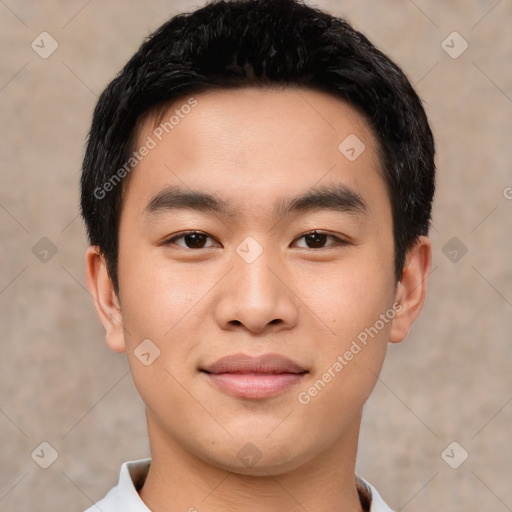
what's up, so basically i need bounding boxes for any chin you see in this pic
[199,438,318,477]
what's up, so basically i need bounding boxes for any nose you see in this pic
[214,249,300,334]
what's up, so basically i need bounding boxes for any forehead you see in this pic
[122,86,388,223]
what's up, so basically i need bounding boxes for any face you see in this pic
[97,86,407,475]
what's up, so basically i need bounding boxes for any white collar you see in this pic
[85,458,394,511]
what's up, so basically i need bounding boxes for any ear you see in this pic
[389,236,432,344]
[84,246,126,353]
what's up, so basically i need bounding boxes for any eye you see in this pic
[293,230,348,249]
[163,230,349,250]
[163,231,219,249]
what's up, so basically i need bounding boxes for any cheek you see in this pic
[117,247,217,393]
[127,356,212,450]
[296,252,395,340]
[117,252,207,435]
[117,247,198,342]
[294,252,395,411]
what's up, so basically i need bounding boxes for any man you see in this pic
[81,0,435,510]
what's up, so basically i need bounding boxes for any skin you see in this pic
[85,86,431,512]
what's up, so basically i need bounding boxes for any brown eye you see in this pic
[294,230,347,249]
[164,231,218,249]
[304,231,328,248]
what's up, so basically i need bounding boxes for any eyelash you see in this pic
[162,230,349,250]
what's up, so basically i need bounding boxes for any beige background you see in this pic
[1,0,511,510]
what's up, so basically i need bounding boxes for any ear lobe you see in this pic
[389,236,432,344]
[84,246,126,353]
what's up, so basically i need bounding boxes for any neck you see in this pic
[138,411,365,512]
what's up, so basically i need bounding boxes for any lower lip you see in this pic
[203,372,305,399]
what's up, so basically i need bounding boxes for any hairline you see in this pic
[107,81,399,296]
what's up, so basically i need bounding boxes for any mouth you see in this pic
[199,353,309,399]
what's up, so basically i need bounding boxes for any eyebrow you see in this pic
[142,183,368,220]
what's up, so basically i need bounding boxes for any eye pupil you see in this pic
[185,233,206,248]
[306,232,327,248]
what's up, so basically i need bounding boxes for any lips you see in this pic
[200,353,308,399]
[201,353,308,375]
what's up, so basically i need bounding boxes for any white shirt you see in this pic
[84,458,394,512]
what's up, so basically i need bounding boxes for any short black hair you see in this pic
[80,0,435,294]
